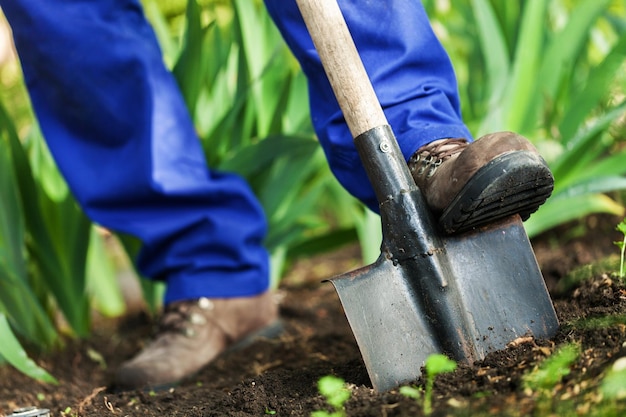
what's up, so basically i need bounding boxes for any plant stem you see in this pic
[617,219,626,279]
[424,378,434,415]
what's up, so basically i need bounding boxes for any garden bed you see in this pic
[1,215,625,417]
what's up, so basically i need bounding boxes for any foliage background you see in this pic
[0,0,625,381]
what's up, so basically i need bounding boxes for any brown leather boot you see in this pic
[114,291,279,390]
[408,131,553,234]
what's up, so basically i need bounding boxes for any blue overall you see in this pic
[1,1,471,302]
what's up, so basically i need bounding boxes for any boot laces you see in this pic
[409,138,468,178]
[157,298,214,338]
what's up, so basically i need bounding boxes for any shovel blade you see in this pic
[442,217,559,357]
[329,258,441,392]
[329,216,558,392]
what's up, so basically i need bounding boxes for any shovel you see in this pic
[296,0,559,392]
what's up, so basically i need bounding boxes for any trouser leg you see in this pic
[264,0,472,210]
[2,0,269,302]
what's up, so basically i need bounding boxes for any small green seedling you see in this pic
[400,353,457,415]
[60,406,77,417]
[523,342,580,415]
[615,218,626,279]
[311,375,351,417]
[601,357,626,400]
[523,343,579,392]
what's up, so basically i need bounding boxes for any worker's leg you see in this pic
[2,0,269,301]
[2,0,278,390]
[265,0,553,233]
[265,0,471,210]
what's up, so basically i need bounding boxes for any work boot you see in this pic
[114,291,279,390]
[408,131,553,234]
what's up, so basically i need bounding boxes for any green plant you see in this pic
[614,218,626,278]
[311,375,351,417]
[0,313,57,384]
[523,343,580,391]
[523,343,580,413]
[60,406,76,417]
[601,356,626,400]
[399,353,457,416]
[1,98,126,379]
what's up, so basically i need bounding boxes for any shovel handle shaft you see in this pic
[297,0,419,201]
[296,0,388,138]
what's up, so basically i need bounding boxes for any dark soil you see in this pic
[1,215,626,417]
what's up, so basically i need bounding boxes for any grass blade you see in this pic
[172,0,206,116]
[86,229,126,318]
[524,0,612,134]
[0,261,58,347]
[0,313,57,384]
[3,110,92,337]
[525,193,625,238]
[553,176,626,200]
[559,32,626,141]
[471,0,510,135]
[551,102,626,184]
[0,103,58,346]
[218,134,319,177]
[503,0,548,133]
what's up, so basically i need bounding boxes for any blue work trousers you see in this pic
[1,0,470,302]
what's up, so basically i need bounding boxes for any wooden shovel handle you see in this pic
[296,0,388,138]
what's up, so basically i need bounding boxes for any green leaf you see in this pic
[317,375,350,410]
[26,127,68,202]
[601,357,626,399]
[524,0,612,134]
[218,135,319,177]
[425,354,457,377]
[553,176,626,200]
[0,101,58,347]
[399,385,422,400]
[86,229,126,318]
[559,32,626,141]
[355,209,382,265]
[502,0,548,133]
[523,343,579,391]
[37,190,92,336]
[471,0,510,134]
[0,111,27,281]
[617,219,626,235]
[551,102,626,184]
[0,313,57,384]
[574,151,626,180]
[172,0,207,117]
[285,228,358,259]
[142,0,180,68]
[524,193,625,238]
[283,70,313,134]
[233,0,287,136]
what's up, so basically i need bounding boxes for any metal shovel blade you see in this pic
[330,214,559,393]
[327,126,559,392]
[296,0,559,393]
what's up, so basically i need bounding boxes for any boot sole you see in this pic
[439,151,554,234]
